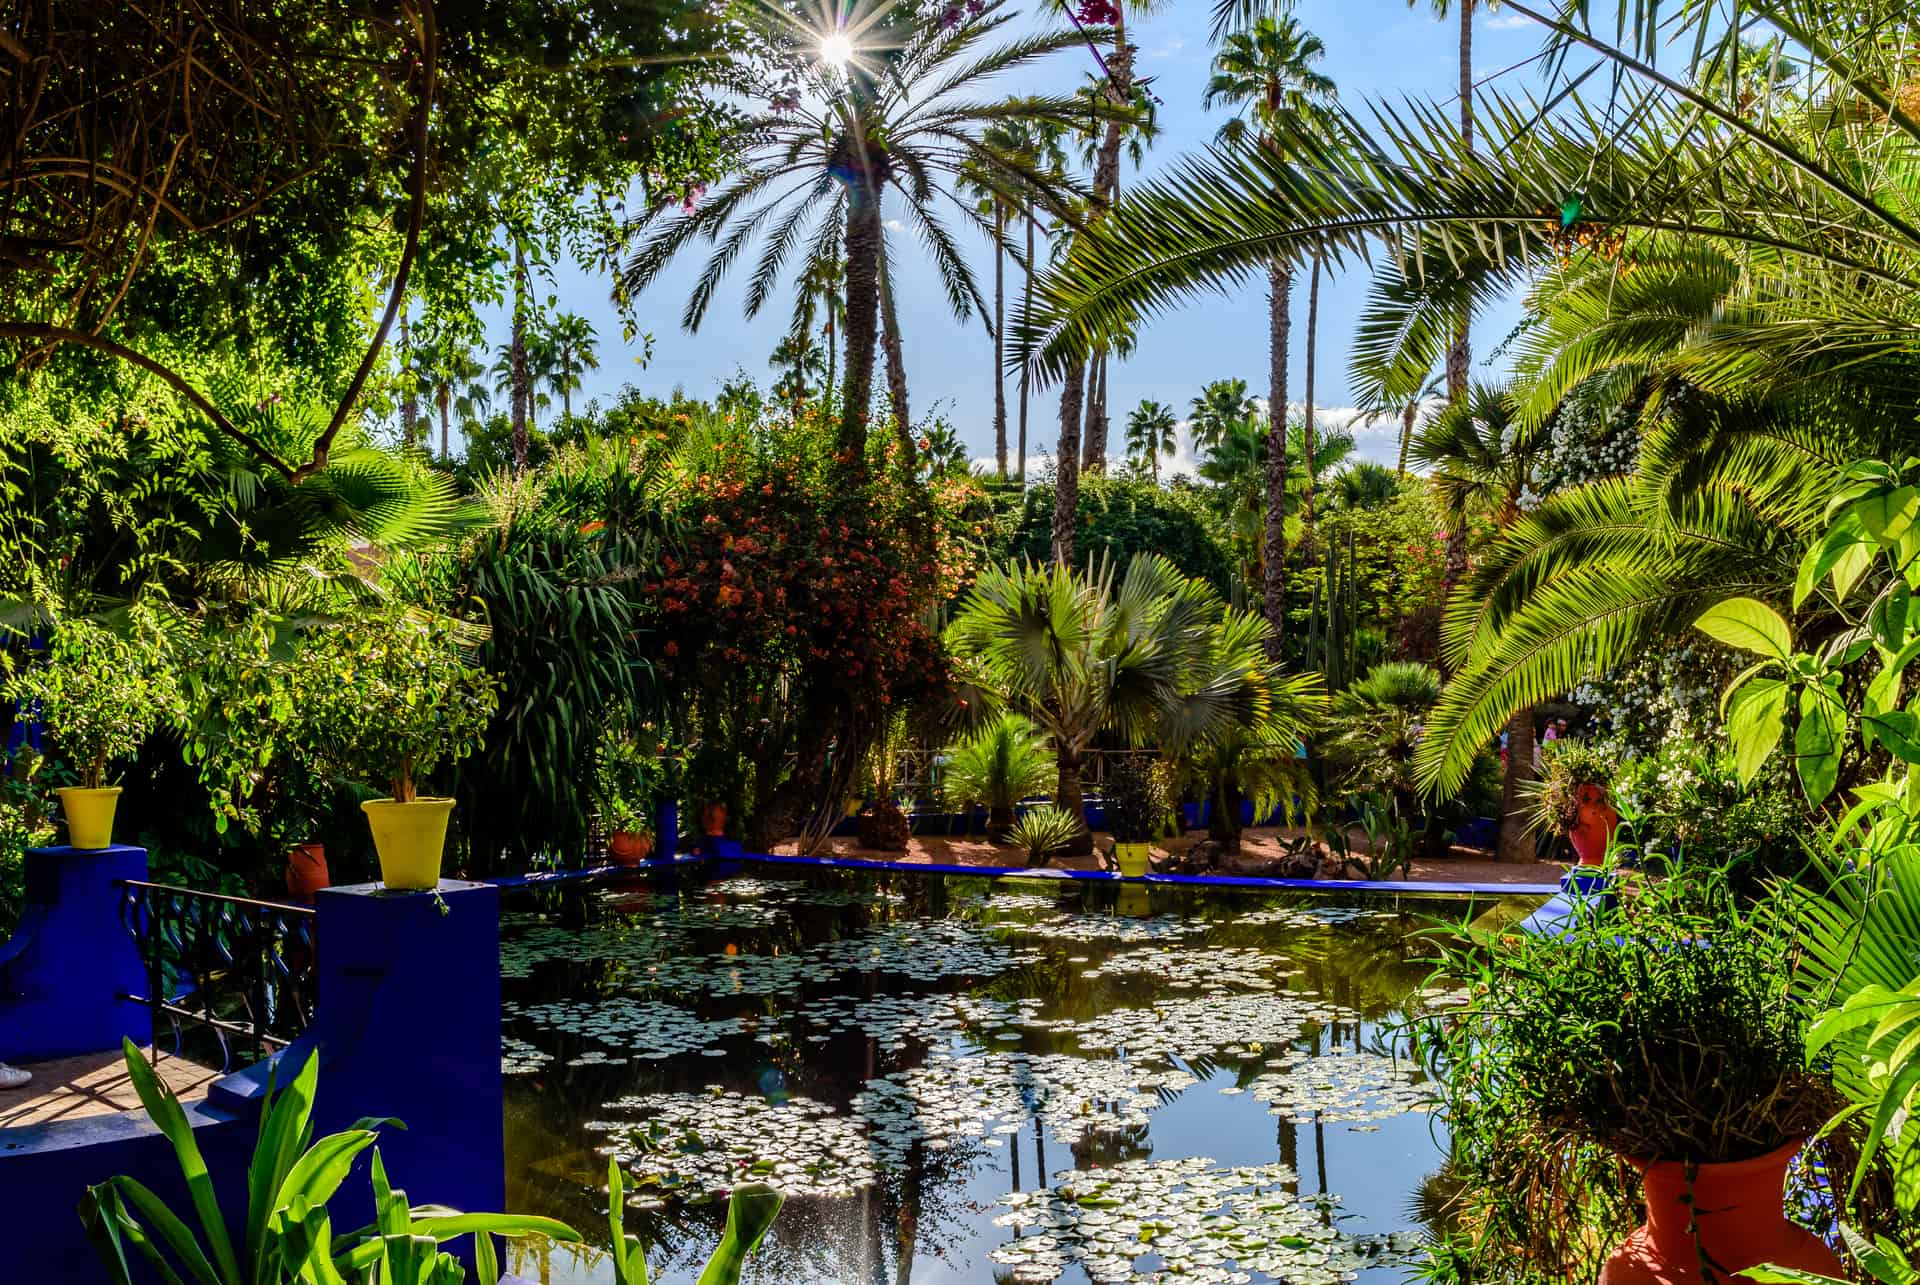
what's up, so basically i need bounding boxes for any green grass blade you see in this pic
[116,1038,242,1285]
[694,1185,783,1285]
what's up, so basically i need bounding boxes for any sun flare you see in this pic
[819,30,854,70]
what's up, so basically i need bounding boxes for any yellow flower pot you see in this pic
[1114,841,1153,878]
[58,786,123,850]
[362,797,456,891]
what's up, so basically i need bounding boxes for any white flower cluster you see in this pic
[1570,643,1732,757]
[1523,380,1641,503]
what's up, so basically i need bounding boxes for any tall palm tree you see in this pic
[1406,0,1487,404]
[1188,377,1256,453]
[1409,383,1544,859]
[432,345,491,463]
[962,117,1031,478]
[1006,118,1069,482]
[544,312,599,426]
[1205,12,1336,654]
[1124,398,1177,484]
[621,2,1094,472]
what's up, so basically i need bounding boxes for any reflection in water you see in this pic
[501,866,1470,1283]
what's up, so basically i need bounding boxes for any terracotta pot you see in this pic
[699,801,727,837]
[608,830,653,866]
[285,843,330,902]
[1568,783,1619,866]
[1601,1140,1842,1284]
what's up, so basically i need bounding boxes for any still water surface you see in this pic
[499,864,1474,1283]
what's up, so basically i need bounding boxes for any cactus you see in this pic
[1304,527,1360,692]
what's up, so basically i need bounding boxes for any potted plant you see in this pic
[594,729,656,866]
[3,617,178,850]
[1526,738,1619,865]
[1104,752,1159,877]
[1425,868,1844,1281]
[300,615,498,891]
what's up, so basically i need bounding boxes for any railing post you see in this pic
[302,878,504,1231]
[0,844,150,1061]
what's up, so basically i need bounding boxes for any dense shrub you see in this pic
[993,476,1233,590]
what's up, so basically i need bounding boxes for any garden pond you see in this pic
[498,863,1486,1284]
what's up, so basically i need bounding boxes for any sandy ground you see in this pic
[770,822,1569,887]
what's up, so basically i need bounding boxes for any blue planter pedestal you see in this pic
[653,801,680,863]
[0,844,150,1061]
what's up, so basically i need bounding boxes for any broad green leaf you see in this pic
[1867,712,1920,763]
[1726,678,1789,784]
[694,1186,784,1285]
[117,1039,242,1285]
[1796,513,1873,608]
[1875,584,1913,652]
[1835,539,1877,600]
[1855,487,1920,545]
[1796,686,1844,804]
[1694,598,1792,659]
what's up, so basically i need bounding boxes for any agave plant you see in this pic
[942,712,1054,838]
[1004,804,1085,867]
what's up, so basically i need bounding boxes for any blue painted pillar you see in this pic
[0,844,149,1060]
[653,800,679,863]
[304,879,503,1226]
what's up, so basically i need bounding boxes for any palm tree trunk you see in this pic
[840,186,883,468]
[1496,705,1535,862]
[561,351,572,424]
[993,206,1008,479]
[1263,258,1293,660]
[877,248,912,466]
[1446,0,1474,404]
[1018,213,1035,483]
[1397,396,1417,475]
[437,384,450,461]
[1052,360,1086,565]
[825,303,838,411]
[1301,253,1321,550]
[399,310,417,448]
[510,239,531,472]
[1082,350,1109,473]
[1054,746,1092,858]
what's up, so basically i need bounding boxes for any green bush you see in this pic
[993,476,1234,591]
[3,615,179,789]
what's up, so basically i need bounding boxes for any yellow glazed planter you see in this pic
[58,786,123,850]
[1114,841,1153,878]
[361,797,456,891]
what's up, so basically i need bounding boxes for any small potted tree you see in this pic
[1527,738,1619,866]
[301,615,498,890]
[594,729,655,866]
[1104,753,1160,877]
[1425,869,1844,1281]
[4,617,178,850]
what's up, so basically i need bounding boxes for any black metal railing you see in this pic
[117,880,317,1071]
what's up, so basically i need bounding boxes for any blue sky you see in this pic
[483,1,1560,469]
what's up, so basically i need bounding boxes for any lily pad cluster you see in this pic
[504,996,744,1060]
[588,1089,880,1203]
[989,1157,1422,1284]
[501,1034,554,1076]
[1081,945,1298,991]
[1242,1050,1438,1125]
[1051,991,1344,1061]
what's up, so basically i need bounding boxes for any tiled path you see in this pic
[0,1048,220,1128]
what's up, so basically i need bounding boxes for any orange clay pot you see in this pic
[1600,1140,1841,1285]
[1568,783,1619,866]
[284,843,330,903]
[608,830,653,866]
[699,801,727,837]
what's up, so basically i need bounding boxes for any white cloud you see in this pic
[1487,11,1534,29]
[883,218,905,231]
[1147,36,1186,59]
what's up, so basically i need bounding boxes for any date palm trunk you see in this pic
[1018,212,1036,482]
[509,238,531,472]
[993,205,1008,479]
[1263,257,1293,660]
[1054,745,1091,858]
[877,247,912,466]
[1496,706,1536,863]
[1300,254,1321,553]
[839,178,884,469]
[1445,0,1474,403]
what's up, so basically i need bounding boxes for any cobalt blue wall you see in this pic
[0,845,150,1061]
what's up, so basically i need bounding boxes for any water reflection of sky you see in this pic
[501,866,1470,1284]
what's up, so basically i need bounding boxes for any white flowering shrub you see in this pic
[1570,642,1738,756]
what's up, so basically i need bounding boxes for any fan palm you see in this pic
[945,554,1221,854]
[1323,660,1442,823]
[943,712,1055,836]
[1124,399,1178,484]
[429,344,490,463]
[621,2,1096,471]
[1329,461,1401,510]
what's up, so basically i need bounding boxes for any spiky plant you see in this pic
[942,712,1054,837]
[1004,804,1084,867]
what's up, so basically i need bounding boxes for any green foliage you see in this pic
[1521,738,1618,838]
[296,614,498,804]
[941,713,1054,833]
[78,1038,576,1284]
[3,615,180,789]
[993,476,1234,592]
[1419,869,1840,1275]
[1103,753,1161,844]
[1004,805,1084,866]
[1322,661,1441,815]
[603,1158,781,1285]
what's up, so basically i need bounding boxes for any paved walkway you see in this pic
[0,1048,220,1129]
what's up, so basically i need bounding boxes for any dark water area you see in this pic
[498,864,1483,1283]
